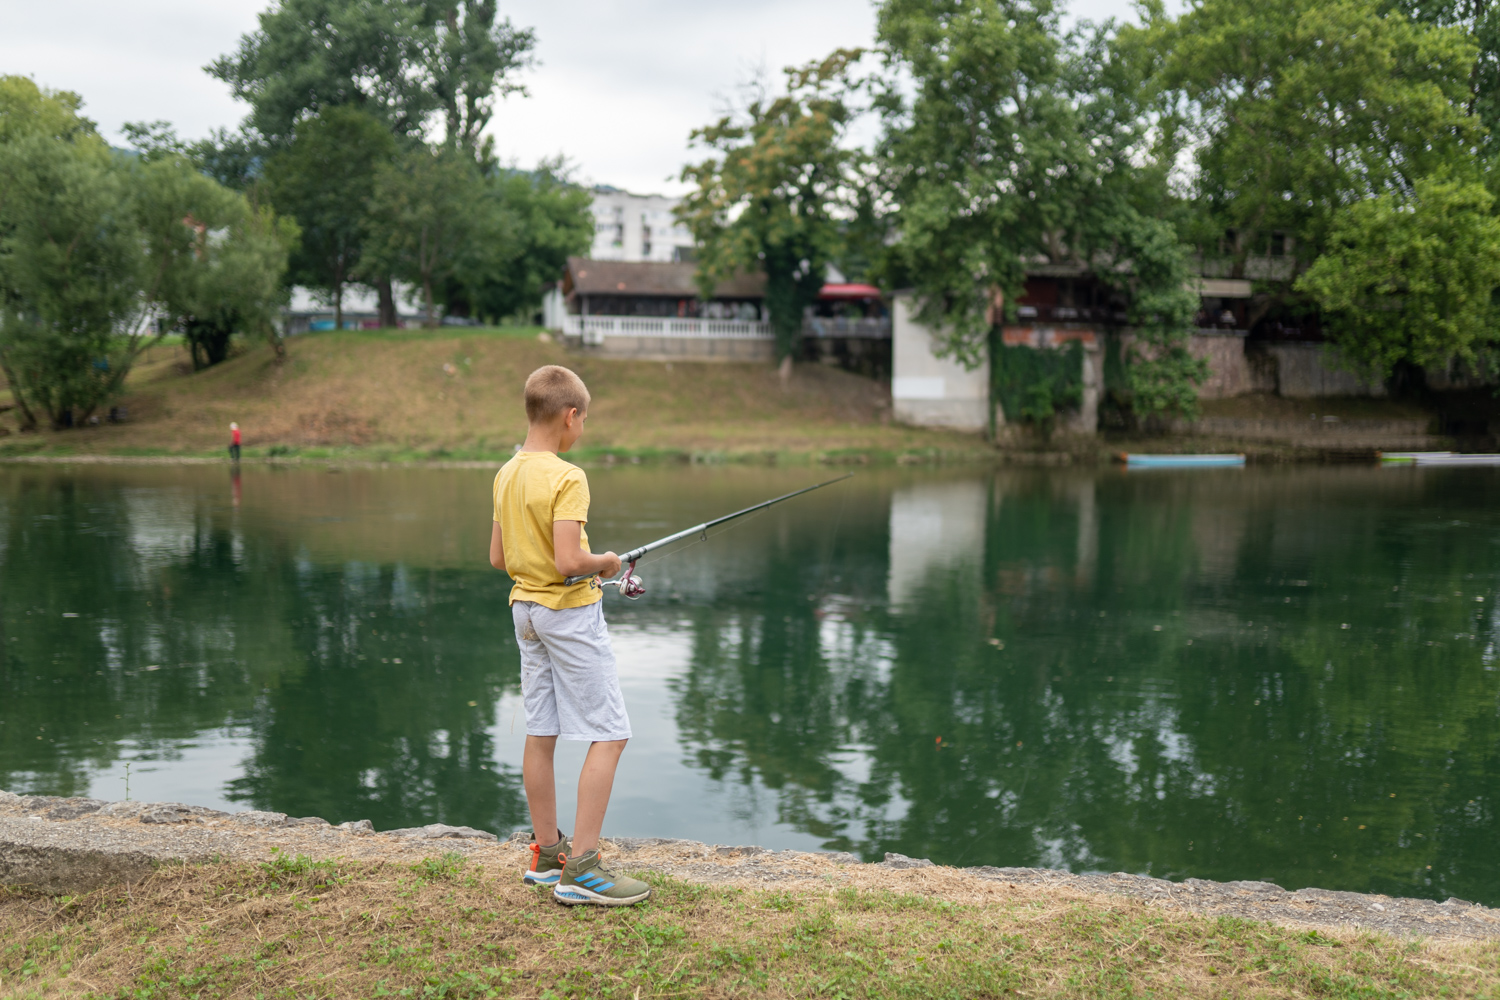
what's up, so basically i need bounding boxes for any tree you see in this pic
[1296,174,1500,380]
[678,50,868,364]
[0,138,141,428]
[414,0,536,156]
[209,0,434,147]
[1145,0,1480,287]
[1387,0,1500,149]
[873,0,1074,365]
[209,0,533,151]
[0,80,139,430]
[209,0,536,326]
[262,107,398,330]
[134,156,299,369]
[0,76,96,144]
[457,161,592,323]
[1,78,295,431]
[1102,212,1210,418]
[363,147,489,325]
[121,120,263,192]
[871,1,1205,417]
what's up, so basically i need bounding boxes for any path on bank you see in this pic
[2,791,1495,943]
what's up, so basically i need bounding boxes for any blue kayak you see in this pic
[1121,453,1246,468]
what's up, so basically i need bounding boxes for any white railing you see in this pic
[563,314,772,344]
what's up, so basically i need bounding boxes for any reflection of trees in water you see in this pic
[0,472,526,834]
[667,471,1500,905]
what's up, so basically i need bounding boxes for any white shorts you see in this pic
[512,600,631,742]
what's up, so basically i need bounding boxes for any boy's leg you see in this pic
[572,738,626,857]
[523,734,560,844]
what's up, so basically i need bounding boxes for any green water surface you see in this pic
[1,462,1496,905]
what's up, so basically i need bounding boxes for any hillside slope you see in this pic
[0,328,991,462]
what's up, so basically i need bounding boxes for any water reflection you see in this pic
[0,468,525,833]
[1,464,1496,905]
[655,469,1500,905]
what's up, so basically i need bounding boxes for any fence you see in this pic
[562,315,772,345]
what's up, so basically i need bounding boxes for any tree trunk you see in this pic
[263,316,286,363]
[0,354,39,432]
[334,277,344,331]
[424,274,436,329]
[377,278,397,329]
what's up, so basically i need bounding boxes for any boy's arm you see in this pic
[553,520,621,580]
[489,521,506,572]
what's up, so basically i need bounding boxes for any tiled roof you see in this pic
[564,258,765,298]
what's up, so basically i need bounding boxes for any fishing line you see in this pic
[572,475,854,599]
[628,502,776,572]
[817,479,850,593]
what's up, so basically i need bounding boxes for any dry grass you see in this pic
[0,329,993,464]
[2,853,1496,999]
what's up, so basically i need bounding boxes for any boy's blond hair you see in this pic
[524,365,591,423]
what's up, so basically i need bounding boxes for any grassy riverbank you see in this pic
[0,328,996,466]
[4,855,1496,999]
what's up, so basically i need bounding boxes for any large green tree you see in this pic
[414,0,536,156]
[456,161,593,323]
[0,78,294,429]
[1296,174,1500,379]
[678,50,868,364]
[1388,0,1500,145]
[872,1,1205,416]
[362,147,492,326]
[873,0,1073,364]
[207,0,537,326]
[209,0,533,151]
[1144,0,1480,285]
[136,156,299,370]
[262,107,398,330]
[0,134,140,429]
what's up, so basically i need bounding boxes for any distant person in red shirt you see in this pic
[229,422,241,462]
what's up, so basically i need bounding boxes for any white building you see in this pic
[890,293,992,432]
[588,186,695,263]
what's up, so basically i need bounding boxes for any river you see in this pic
[1,461,1496,905]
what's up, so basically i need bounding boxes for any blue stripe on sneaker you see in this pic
[595,881,615,891]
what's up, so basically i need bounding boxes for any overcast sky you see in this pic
[2,0,1158,196]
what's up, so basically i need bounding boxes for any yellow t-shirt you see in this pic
[492,451,602,610]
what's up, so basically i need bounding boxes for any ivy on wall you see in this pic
[992,340,1083,429]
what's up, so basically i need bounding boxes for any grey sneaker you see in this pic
[552,849,651,906]
[523,832,571,886]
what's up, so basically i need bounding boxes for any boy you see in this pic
[489,365,650,907]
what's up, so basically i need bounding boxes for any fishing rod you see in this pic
[564,474,853,598]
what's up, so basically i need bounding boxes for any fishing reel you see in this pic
[600,559,645,600]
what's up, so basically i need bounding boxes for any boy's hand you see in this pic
[598,551,622,579]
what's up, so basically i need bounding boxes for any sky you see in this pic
[0,0,1156,197]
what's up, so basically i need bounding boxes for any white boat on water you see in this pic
[1411,453,1500,466]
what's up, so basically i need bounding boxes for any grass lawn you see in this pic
[3,854,1496,999]
[0,328,994,465]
